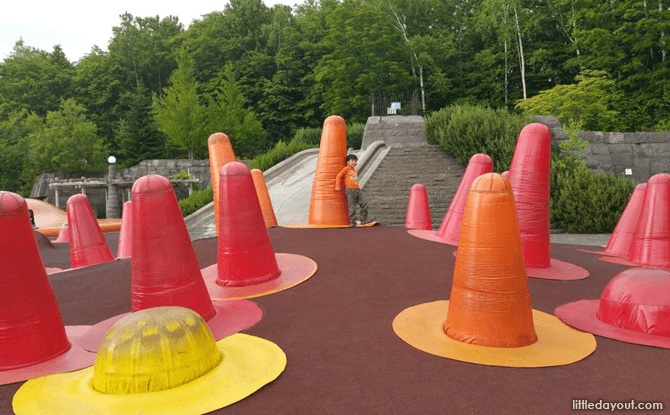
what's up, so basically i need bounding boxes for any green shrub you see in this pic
[248,139,317,171]
[293,127,322,146]
[347,122,365,149]
[178,186,213,217]
[424,104,533,172]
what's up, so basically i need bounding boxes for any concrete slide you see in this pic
[185,141,389,239]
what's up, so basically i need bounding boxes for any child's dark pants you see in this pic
[345,188,368,224]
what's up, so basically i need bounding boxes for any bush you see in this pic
[424,104,533,172]
[551,163,636,233]
[178,186,213,217]
[248,139,317,171]
[346,122,365,149]
[293,128,322,146]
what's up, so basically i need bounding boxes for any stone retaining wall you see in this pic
[533,116,670,183]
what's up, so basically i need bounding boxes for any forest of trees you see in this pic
[1,0,669,195]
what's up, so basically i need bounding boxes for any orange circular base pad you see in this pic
[202,253,318,300]
[393,300,596,367]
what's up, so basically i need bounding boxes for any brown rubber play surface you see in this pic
[2,226,665,414]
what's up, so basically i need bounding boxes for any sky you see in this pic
[1,0,299,63]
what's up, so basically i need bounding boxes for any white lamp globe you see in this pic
[108,156,117,164]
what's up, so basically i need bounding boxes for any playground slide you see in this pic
[26,199,122,237]
[184,141,389,238]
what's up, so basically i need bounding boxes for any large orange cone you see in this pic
[0,192,96,385]
[392,175,596,367]
[116,201,132,259]
[77,174,262,353]
[251,169,278,228]
[405,184,432,230]
[508,123,588,280]
[67,194,114,268]
[445,173,536,347]
[435,153,493,244]
[208,133,237,236]
[308,116,349,226]
[629,174,670,268]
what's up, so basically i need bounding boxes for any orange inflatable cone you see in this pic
[54,223,69,243]
[308,115,349,226]
[408,153,492,244]
[251,169,278,228]
[508,123,588,280]
[208,133,237,236]
[116,201,132,259]
[0,191,96,385]
[445,173,536,347]
[67,194,114,269]
[629,174,670,268]
[77,175,262,352]
[405,184,432,230]
[392,174,596,367]
[201,162,318,299]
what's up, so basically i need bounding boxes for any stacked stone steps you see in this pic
[362,145,465,228]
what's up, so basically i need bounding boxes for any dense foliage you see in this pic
[2,0,668,197]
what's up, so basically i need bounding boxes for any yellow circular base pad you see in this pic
[13,334,286,415]
[393,300,596,367]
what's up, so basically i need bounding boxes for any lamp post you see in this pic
[106,156,121,219]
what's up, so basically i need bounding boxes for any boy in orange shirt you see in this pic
[335,154,369,226]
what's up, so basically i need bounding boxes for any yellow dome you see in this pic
[92,307,222,394]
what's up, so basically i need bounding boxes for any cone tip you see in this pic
[324,115,345,126]
[208,132,231,145]
[66,193,89,206]
[521,122,551,134]
[635,182,647,190]
[132,174,171,195]
[0,191,27,216]
[221,161,251,176]
[470,173,511,193]
[411,184,426,191]
[648,173,670,185]
[470,153,493,164]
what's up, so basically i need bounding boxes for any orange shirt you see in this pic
[335,166,360,189]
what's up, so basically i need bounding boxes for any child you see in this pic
[335,154,369,226]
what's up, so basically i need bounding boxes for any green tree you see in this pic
[27,99,107,177]
[207,65,267,158]
[0,110,42,194]
[515,70,620,131]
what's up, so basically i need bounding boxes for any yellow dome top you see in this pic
[92,307,222,395]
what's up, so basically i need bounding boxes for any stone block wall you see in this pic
[533,116,670,183]
[361,116,426,149]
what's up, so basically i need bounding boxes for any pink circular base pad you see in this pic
[202,253,318,300]
[77,299,262,353]
[407,229,458,246]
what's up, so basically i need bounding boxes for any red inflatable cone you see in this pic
[216,162,281,286]
[67,194,114,268]
[54,223,70,243]
[584,183,647,257]
[436,154,493,244]
[508,123,588,280]
[501,170,510,179]
[0,191,95,385]
[405,184,432,230]
[116,201,132,259]
[629,174,670,268]
[208,133,237,236]
[77,174,262,353]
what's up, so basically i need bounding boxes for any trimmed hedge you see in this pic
[247,139,317,171]
[425,104,636,233]
[178,186,213,217]
[424,105,532,172]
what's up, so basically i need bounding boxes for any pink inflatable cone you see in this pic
[501,170,510,179]
[508,123,588,280]
[54,223,70,243]
[629,174,670,268]
[0,192,95,385]
[116,201,132,259]
[408,153,492,245]
[201,162,318,299]
[405,184,432,230]
[77,175,262,352]
[582,183,647,257]
[67,194,114,268]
